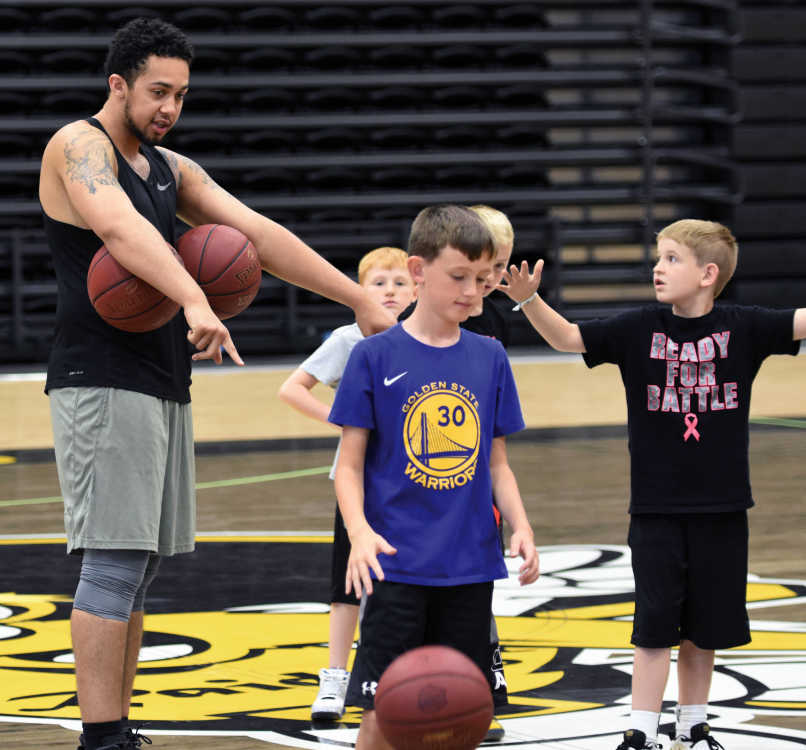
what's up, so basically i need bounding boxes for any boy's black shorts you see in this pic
[629,511,751,650]
[345,579,504,709]
[330,506,361,606]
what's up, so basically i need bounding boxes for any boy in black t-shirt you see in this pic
[500,219,806,750]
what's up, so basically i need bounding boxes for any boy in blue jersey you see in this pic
[330,204,540,750]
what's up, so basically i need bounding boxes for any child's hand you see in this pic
[509,530,540,586]
[345,525,397,597]
[498,259,544,303]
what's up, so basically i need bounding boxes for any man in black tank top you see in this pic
[39,18,394,750]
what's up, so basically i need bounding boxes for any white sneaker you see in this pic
[671,723,725,750]
[311,667,349,720]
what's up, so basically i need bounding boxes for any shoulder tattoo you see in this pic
[156,147,182,188]
[63,129,122,195]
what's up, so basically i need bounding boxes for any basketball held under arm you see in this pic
[45,124,207,312]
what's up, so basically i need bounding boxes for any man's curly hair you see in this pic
[104,17,193,87]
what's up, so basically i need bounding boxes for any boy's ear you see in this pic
[407,255,426,285]
[701,262,719,288]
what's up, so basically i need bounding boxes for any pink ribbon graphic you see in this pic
[683,413,700,442]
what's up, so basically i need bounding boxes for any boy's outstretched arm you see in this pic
[793,309,806,340]
[498,260,586,353]
[278,368,338,426]
[334,426,397,597]
[489,437,539,586]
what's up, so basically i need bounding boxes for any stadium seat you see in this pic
[0,92,33,116]
[304,87,363,110]
[241,168,298,193]
[494,5,548,28]
[369,127,423,149]
[240,88,297,112]
[432,45,480,69]
[432,5,487,28]
[369,86,426,109]
[433,124,489,148]
[191,48,232,73]
[237,6,297,30]
[432,85,487,108]
[369,45,426,69]
[370,166,426,189]
[304,6,362,30]
[496,43,549,67]
[171,130,232,154]
[172,7,232,30]
[38,7,98,31]
[368,6,425,29]
[39,49,100,74]
[184,89,231,114]
[0,50,34,75]
[240,47,297,72]
[0,6,32,32]
[240,130,298,152]
[495,83,548,108]
[105,7,160,27]
[435,165,489,188]
[306,127,363,151]
[304,46,362,71]
[306,167,364,190]
[39,90,102,114]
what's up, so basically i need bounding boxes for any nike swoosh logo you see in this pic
[383,371,407,386]
[156,182,173,191]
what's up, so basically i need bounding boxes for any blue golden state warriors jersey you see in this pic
[329,323,525,586]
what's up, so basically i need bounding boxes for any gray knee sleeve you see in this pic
[132,554,161,612]
[73,549,150,622]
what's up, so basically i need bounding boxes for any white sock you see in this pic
[676,704,708,738]
[630,710,660,742]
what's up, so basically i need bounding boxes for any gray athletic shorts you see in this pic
[49,387,195,556]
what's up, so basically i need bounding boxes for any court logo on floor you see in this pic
[1,538,806,748]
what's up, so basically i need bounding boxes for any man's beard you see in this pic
[124,101,162,146]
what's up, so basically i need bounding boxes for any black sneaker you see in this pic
[125,726,153,747]
[78,731,142,750]
[96,733,133,750]
[681,722,725,750]
[617,729,663,750]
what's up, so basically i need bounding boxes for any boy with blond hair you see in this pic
[501,218,806,750]
[331,204,539,749]
[278,246,415,721]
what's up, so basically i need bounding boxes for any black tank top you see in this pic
[44,117,191,403]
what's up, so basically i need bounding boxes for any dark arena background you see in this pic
[1,2,806,749]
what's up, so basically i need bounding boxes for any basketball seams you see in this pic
[197,224,217,281]
[176,223,261,318]
[87,246,180,331]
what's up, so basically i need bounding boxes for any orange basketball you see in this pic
[177,224,261,320]
[375,645,493,750]
[87,245,182,332]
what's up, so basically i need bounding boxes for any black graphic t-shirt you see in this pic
[580,303,798,514]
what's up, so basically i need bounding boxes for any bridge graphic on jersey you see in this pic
[409,412,474,467]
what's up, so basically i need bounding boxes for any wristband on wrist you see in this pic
[512,291,538,312]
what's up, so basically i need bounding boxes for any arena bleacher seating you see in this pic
[0,0,774,361]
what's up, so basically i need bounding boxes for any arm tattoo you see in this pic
[177,153,226,194]
[63,130,122,195]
